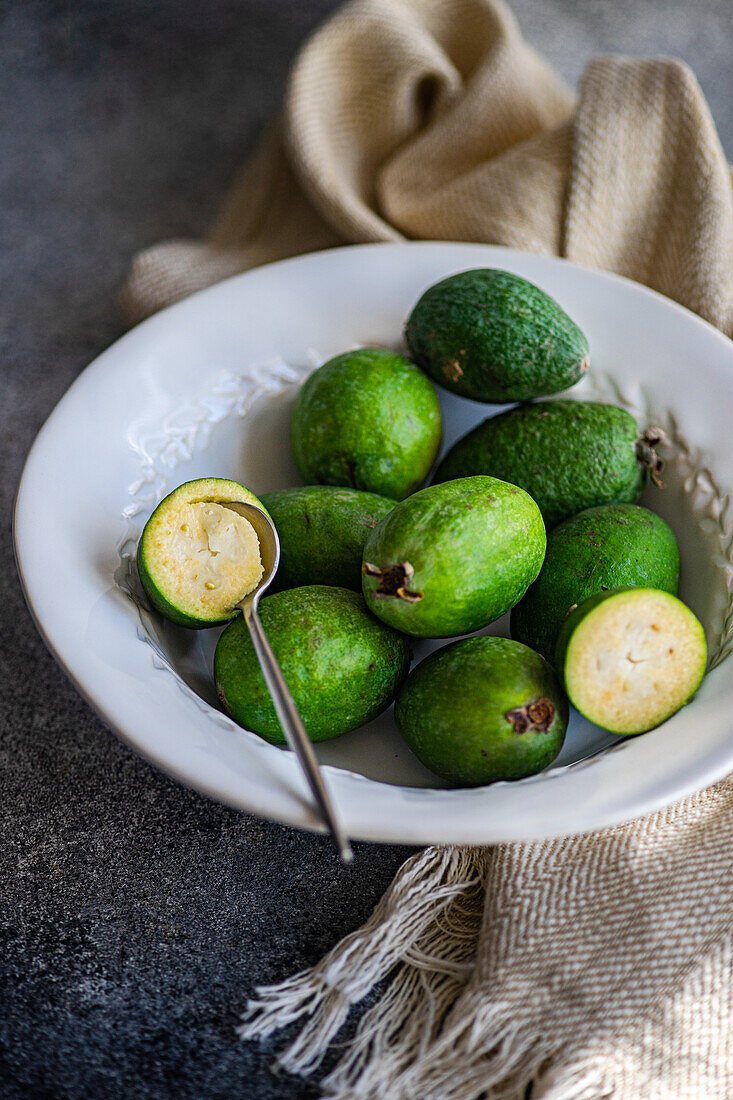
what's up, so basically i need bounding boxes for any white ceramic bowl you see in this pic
[14,243,733,845]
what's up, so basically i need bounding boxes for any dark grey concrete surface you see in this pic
[2,2,731,1097]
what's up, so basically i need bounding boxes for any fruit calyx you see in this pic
[362,561,423,603]
[505,697,555,734]
[636,427,666,488]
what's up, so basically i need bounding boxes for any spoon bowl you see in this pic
[223,501,280,601]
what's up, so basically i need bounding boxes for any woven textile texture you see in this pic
[121,0,732,336]
[122,1,733,1096]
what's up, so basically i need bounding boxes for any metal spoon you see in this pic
[227,501,353,863]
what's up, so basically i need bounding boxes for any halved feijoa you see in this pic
[556,588,706,735]
[215,585,411,744]
[394,636,568,786]
[137,477,267,628]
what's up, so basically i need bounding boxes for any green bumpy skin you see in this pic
[137,477,267,629]
[434,400,646,529]
[361,476,546,638]
[510,503,680,661]
[395,636,568,786]
[261,486,395,592]
[405,268,590,403]
[291,347,443,501]
[214,585,411,744]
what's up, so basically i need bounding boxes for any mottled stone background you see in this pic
[2,1,731,1096]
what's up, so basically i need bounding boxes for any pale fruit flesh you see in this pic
[563,589,706,734]
[146,502,263,619]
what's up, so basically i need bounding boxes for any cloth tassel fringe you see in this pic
[325,988,609,1100]
[238,846,485,1077]
[238,842,613,1098]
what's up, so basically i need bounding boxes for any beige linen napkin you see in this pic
[122,1,733,1095]
[121,0,732,335]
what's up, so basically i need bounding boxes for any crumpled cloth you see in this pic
[121,2,733,1096]
[121,0,732,336]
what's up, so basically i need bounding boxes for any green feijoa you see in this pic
[291,347,443,500]
[510,504,680,661]
[261,486,395,592]
[405,268,590,403]
[555,588,706,735]
[214,585,411,744]
[395,636,568,786]
[136,477,268,629]
[434,400,664,529]
[361,476,546,638]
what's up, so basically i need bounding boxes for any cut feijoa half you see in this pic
[556,588,707,734]
[137,477,267,628]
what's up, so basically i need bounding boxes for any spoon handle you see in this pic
[241,602,353,863]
